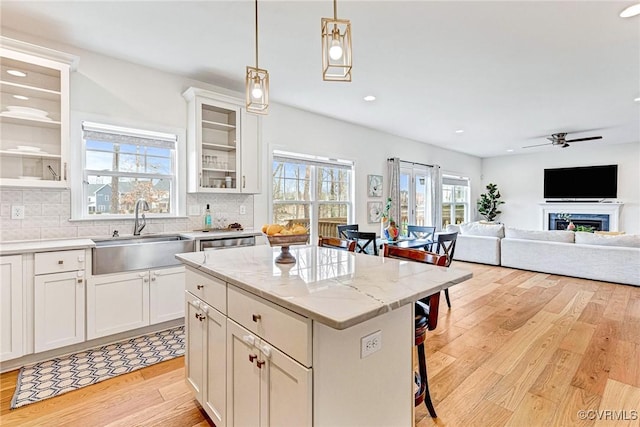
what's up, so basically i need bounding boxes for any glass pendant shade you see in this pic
[246,66,269,114]
[321,17,352,81]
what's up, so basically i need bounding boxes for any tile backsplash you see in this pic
[0,189,254,242]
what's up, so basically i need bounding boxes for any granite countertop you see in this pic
[177,245,472,330]
[0,238,96,256]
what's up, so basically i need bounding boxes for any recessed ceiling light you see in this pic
[620,3,640,17]
[13,95,29,100]
[363,95,376,102]
[455,129,464,134]
[506,149,514,152]
[7,70,27,77]
[634,97,640,102]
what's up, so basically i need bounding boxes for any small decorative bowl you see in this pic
[265,233,310,264]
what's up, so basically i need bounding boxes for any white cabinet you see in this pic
[34,270,84,352]
[183,87,261,194]
[33,250,85,352]
[227,319,312,427]
[0,37,77,188]
[149,267,186,324]
[186,293,227,427]
[0,255,23,361]
[87,266,184,340]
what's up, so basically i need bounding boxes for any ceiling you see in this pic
[1,1,639,158]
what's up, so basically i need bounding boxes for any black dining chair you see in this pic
[383,244,446,418]
[344,230,378,256]
[337,224,359,239]
[430,231,458,308]
[407,225,436,245]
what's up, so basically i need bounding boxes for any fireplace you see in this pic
[540,202,623,232]
[548,213,610,231]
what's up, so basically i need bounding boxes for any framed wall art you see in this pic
[367,201,383,223]
[367,174,383,197]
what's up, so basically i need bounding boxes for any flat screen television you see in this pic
[544,164,618,199]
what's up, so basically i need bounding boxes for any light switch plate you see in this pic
[11,205,25,220]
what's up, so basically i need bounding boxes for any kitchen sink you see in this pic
[92,234,195,275]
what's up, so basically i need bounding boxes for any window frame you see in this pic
[441,175,470,227]
[271,150,354,242]
[70,114,187,220]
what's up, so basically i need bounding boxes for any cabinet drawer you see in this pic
[228,285,312,367]
[35,250,85,275]
[185,267,226,314]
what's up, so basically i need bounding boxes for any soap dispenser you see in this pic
[204,204,212,230]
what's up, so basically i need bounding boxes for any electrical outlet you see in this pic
[361,330,382,358]
[239,205,246,215]
[11,205,25,220]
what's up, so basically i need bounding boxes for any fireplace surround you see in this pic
[540,202,623,232]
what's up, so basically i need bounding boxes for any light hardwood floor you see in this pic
[1,262,639,427]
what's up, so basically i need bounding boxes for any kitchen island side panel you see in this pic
[312,303,413,427]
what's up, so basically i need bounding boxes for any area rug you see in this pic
[10,325,185,409]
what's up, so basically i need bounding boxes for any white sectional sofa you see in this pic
[448,222,640,286]
[446,222,503,265]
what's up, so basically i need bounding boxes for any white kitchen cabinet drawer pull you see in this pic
[242,335,255,346]
[78,256,84,262]
[139,272,146,277]
[192,300,200,308]
[252,314,261,322]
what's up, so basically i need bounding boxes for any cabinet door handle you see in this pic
[197,284,204,290]
[151,277,156,281]
[144,278,149,283]
[243,175,246,189]
[58,260,64,265]
[195,313,205,321]
[256,360,265,369]
[64,163,67,181]
[77,279,83,284]
[252,314,261,322]
[249,354,258,363]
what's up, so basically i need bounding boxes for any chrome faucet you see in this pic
[133,199,150,236]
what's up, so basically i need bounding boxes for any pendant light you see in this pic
[321,0,352,82]
[246,0,269,114]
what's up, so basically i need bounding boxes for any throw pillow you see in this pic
[575,232,640,248]
[460,221,505,238]
[446,224,461,233]
[504,227,575,243]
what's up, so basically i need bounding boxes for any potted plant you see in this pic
[477,183,505,222]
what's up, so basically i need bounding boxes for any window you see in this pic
[399,164,436,236]
[272,151,353,240]
[80,121,177,217]
[442,175,470,227]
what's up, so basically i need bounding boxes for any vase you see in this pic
[567,221,576,231]
[384,221,399,241]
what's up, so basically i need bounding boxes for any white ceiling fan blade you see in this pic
[522,142,552,148]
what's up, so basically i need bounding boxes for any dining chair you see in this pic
[337,224,359,239]
[318,236,356,252]
[344,230,378,256]
[382,244,446,418]
[407,225,436,241]
[430,231,458,308]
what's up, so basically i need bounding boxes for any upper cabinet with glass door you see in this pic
[183,87,260,194]
[0,37,78,188]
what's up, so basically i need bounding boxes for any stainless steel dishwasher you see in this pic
[199,235,256,251]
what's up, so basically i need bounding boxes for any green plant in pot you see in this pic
[477,183,505,222]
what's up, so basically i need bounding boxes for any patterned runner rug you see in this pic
[10,325,185,409]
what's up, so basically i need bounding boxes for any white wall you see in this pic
[481,142,640,234]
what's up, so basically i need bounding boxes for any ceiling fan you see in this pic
[523,132,603,149]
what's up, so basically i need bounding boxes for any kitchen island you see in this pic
[177,244,472,427]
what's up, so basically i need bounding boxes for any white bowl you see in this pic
[16,145,41,152]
